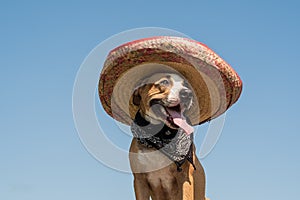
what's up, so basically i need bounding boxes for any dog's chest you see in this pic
[136,147,173,169]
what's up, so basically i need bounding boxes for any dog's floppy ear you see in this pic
[132,88,141,106]
[132,80,148,106]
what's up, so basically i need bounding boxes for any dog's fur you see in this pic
[129,73,208,200]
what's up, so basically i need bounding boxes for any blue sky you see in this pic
[1,1,299,200]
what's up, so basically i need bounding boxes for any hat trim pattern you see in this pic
[99,36,242,125]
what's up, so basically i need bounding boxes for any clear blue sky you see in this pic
[1,1,299,200]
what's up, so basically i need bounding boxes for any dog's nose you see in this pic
[179,89,192,101]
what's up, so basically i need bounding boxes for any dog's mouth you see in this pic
[150,100,194,135]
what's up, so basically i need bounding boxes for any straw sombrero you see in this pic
[98,36,242,126]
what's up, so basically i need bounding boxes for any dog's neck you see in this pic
[131,111,196,172]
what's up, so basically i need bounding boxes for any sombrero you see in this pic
[98,36,242,126]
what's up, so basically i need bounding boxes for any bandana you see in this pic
[131,111,196,171]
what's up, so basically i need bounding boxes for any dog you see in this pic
[129,73,208,200]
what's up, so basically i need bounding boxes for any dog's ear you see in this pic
[132,88,141,106]
[132,80,149,106]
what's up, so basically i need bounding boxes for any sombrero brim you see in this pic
[98,36,242,126]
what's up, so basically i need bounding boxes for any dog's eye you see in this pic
[159,80,169,86]
[183,81,189,87]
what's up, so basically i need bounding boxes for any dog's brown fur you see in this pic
[129,73,208,200]
[130,139,206,200]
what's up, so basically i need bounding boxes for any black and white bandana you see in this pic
[131,111,196,171]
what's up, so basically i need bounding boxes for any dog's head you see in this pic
[132,73,194,134]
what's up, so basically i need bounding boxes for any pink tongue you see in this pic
[166,108,194,135]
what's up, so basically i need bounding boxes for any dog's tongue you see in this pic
[166,108,194,135]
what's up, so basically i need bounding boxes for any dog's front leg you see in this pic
[133,174,151,200]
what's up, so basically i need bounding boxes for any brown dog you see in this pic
[129,73,208,200]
